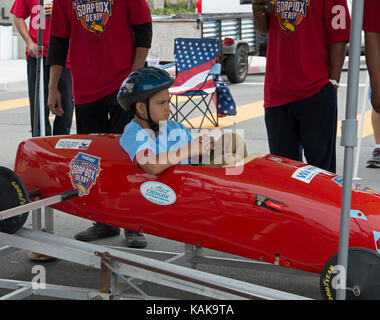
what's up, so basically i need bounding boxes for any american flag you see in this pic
[169,38,219,95]
[212,76,237,117]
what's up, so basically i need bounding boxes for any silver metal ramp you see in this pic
[0,228,311,300]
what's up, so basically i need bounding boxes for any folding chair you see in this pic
[168,38,221,130]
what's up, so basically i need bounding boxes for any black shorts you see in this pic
[264,83,338,173]
[75,90,134,134]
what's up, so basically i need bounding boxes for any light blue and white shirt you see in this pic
[120,120,193,165]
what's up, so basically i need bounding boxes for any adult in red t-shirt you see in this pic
[10,0,73,136]
[196,0,202,13]
[363,0,380,168]
[46,0,152,246]
[252,0,351,173]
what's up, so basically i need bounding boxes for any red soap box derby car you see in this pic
[1,133,380,300]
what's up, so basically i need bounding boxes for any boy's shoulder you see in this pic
[124,120,145,135]
[167,120,188,131]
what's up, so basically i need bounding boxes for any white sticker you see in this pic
[291,165,324,184]
[55,139,92,150]
[140,181,176,206]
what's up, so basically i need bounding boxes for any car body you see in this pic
[10,133,380,277]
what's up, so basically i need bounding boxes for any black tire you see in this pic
[0,166,29,234]
[224,46,249,84]
[320,247,380,300]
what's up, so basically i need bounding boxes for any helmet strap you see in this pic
[136,99,160,135]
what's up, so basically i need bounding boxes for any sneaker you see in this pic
[366,148,380,168]
[124,229,147,248]
[74,222,120,241]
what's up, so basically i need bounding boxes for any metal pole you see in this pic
[32,0,45,137]
[336,0,364,300]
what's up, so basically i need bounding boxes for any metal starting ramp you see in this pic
[0,226,311,301]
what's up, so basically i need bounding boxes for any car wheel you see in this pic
[0,166,29,234]
[320,247,380,300]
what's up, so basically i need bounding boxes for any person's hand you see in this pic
[190,134,212,156]
[47,86,64,116]
[252,0,268,16]
[209,136,215,151]
[27,40,37,58]
[44,3,53,17]
[199,134,213,155]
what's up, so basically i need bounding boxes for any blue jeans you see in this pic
[27,56,74,136]
[264,83,338,173]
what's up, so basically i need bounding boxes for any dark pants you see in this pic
[75,91,134,232]
[75,90,134,134]
[264,83,337,173]
[27,56,74,136]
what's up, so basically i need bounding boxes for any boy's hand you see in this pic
[191,134,213,156]
[209,136,215,151]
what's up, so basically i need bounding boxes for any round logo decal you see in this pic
[140,182,176,206]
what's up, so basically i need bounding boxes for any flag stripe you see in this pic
[173,58,217,86]
[170,71,216,94]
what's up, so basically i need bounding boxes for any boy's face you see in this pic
[147,89,171,124]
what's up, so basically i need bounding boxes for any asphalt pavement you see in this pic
[0,56,378,302]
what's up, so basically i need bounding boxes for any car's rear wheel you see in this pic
[0,166,29,234]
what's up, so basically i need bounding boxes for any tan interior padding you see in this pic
[222,153,266,167]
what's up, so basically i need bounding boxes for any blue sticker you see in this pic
[373,231,380,254]
[69,153,101,196]
[140,181,176,206]
[350,209,367,221]
[332,176,380,195]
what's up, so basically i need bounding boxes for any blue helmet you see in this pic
[117,67,174,111]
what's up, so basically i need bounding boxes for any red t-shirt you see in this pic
[263,0,351,108]
[50,0,151,105]
[196,0,202,13]
[363,0,380,33]
[10,0,51,58]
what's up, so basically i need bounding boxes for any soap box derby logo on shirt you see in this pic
[73,0,113,35]
[69,152,101,196]
[275,0,310,32]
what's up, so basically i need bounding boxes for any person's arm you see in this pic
[46,36,70,115]
[131,22,152,71]
[45,0,71,115]
[328,42,347,90]
[131,47,149,72]
[252,0,270,35]
[138,135,212,175]
[138,144,193,175]
[47,65,64,115]
[365,32,380,112]
[13,16,36,57]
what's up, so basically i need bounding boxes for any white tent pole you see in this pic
[336,0,364,301]
[39,58,45,137]
[32,0,45,138]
